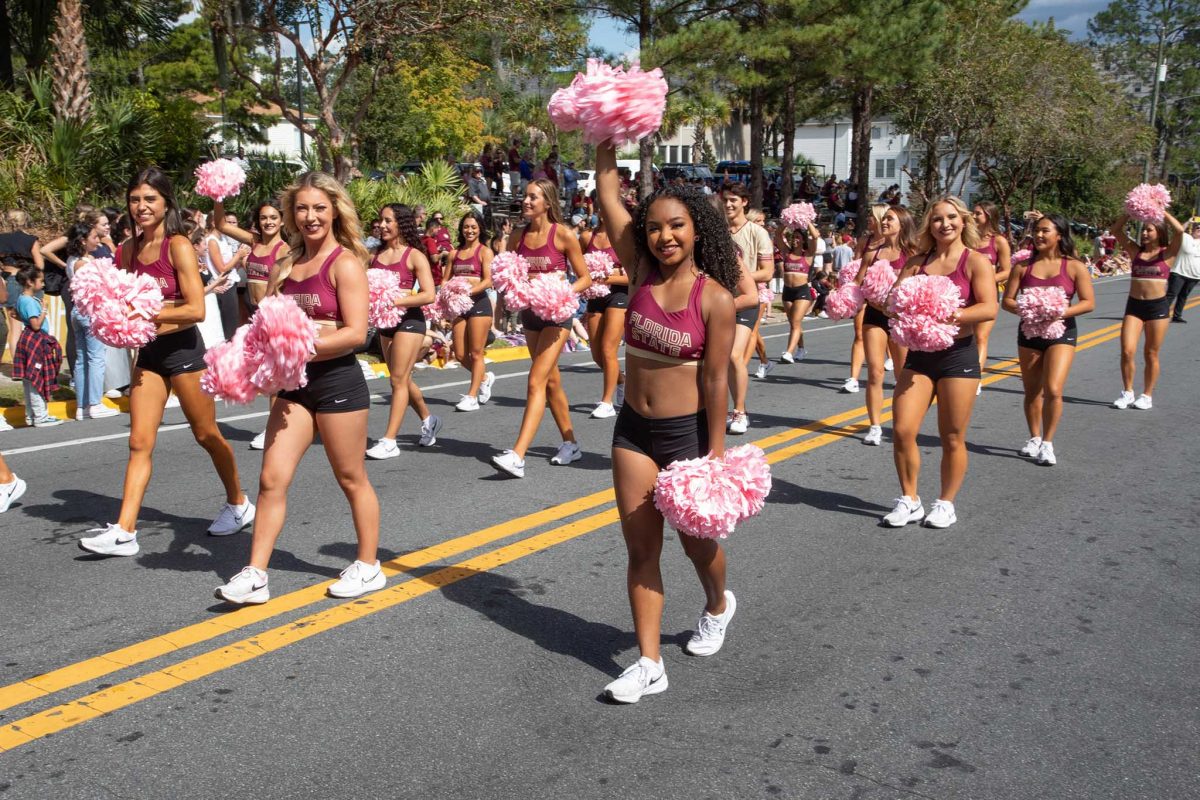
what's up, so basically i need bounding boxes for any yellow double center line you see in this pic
[0,307,1182,752]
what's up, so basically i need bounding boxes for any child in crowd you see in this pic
[12,266,64,427]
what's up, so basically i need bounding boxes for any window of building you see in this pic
[871,126,882,140]
[970,164,980,179]
[875,158,896,178]
[658,146,669,161]
[885,159,895,178]
[669,145,678,162]
[680,145,690,163]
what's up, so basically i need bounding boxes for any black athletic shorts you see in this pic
[136,326,207,378]
[1124,295,1170,322]
[902,335,981,382]
[1018,317,1077,351]
[378,307,427,338]
[863,304,890,330]
[276,353,370,414]
[735,306,761,329]
[585,286,630,314]
[782,284,815,304]
[461,293,493,319]
[612,405,709,469]
[519,308,571,332]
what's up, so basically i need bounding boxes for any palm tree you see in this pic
[49,0,91,123]
[684,95,730,165]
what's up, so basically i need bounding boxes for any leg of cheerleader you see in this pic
[316,407,380,566]
[398,334,433,422]
[678,529,728,617]
[247,400,316,570]
[1118,315,1142,393]
[585,311,603,375]
[511,327,575,459]
[602,305,627,405]
[890,368,934,502]
[1141,318,1168,397]
[1018,346,1045,440]
[933,376,979,503]
[975,318,994,372]
[848,307,865,383]
[451,317,471,392]
[172,370,247,507]
[1039,344,1075,443]
[888,339,906,375]
[115,368,171,532]
[379,334,412,440]
[612,446,668,663]
[464,313,491,398]
[863,324,890,428]
[784,298,810,355]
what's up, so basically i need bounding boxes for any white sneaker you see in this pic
[591,401,616,419]
[882,496,924,527]
[754,362,767,379]
[75,406,85,421]
[492,449,525,478]
[604,656,668,704]
[795,347,806,361]
[818,311,828,318]
[780,351,794,364]
[725,411,737,432]
[1036,441,1057,466]
[0,476,26,512]
[328,559,386,598]
[33,417,64,428]
[250,430,267,450]
[0,416,12,431]
[976,383,982,396]
[164,394,181,409]
[418,415,443,447]
[550,440,582,465]
[685,590,737,656]
[841,377,860,393]
[214,566,269,605]
[923,499,957,528]
[613,384,625,408]
[1113,390,1135,409]
[1019,436,1043,458]
[104,389,123,399]
[884,357,894,371]
[366,438,400,459]
[79,523,139,556]
[729,412,749,435]
[863,425,883,446]
[87,404,119,419]
[207,497,256,536]
[455,395,480,412]
[1133,393,1153,410]
[479,371,496,404]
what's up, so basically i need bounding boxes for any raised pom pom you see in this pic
[824,284,864,320]
[437,277,476,320]
[653,444,772,540]
[548,59,669,146]
[1017,286,1069,340]
[887,273,962,352]
[1124,183,1171,224]
[780,202,816,231]
[860,259,897,307]
[243,295,317,394]
[194,158,247,202]
[581,251,615,300]
[367,268,405,330]
[528,275,579,323]
[200,327,258,405]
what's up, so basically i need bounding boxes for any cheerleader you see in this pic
[842,204,889,393]
[214,198,289,449]
[595,141,739,703]
[855,205,917,445]
[883,196,997,529]
[491,180,591,478]
[581,215,629,418]
[972,202,1013,388]
[1001,214,1094,464]
[365,203,441,459]
[216,172,382,603]
[447,212,497,412]
[1111,210,1185,410]
[79,167,253,557]
[774,220,820,362]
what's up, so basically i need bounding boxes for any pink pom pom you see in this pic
[91,308,159,348]
[244,295,317,394]
[437,277,476,320]
[837,259,861,287]
[824,284,864,320]
[1011,248,1032,264]
[581,251,615,300]
[201,327,259,404]
[555,59,669,146]
[887,274,963,352]
[423,302,445,326]
[757,282,774,305]
[1124,183,1171,224]
[780,202,816,230]
[1017,286,1069,339]
[73,258,164,347]
[490,252,530,294]
[528,275,579,323]
[367,268,405,329]
[652,444,772,540]
[502,279,534,312]
[860,259,898,306]
[194,158,247,202]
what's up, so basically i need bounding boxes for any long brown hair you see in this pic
[886,205,919,256]
[273,171,369,286]
[974,200,1002,237]
[527,179,565,224]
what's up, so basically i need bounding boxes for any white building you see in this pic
[192,93,314,163]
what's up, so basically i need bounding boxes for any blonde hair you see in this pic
[273,171,369,287]
[914,195,981,253]
[869,203,888,229]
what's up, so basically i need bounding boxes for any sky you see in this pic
[587,0,1112,56]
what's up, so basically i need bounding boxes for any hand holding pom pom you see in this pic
[201,327,259,404]
[837,259,861,287]
[581,251,615,300]
[437,277,476,321]
[780,203,816,231]
[244,295,317,394]
[528,275,580,323]
[860,259,898,307]
[1011,248,1032,264]
[653,444,772,540]
[824,284,864,320]
[1017,286,1069,340]
[886,273,963,352]
[490,252,531,295]
[547,59,668,146]
[367,269,405,329]
[194,158,247,202]
[71,257,164,348]
[1124,183,1171,225]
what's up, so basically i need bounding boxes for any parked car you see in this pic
[660,163,715,183]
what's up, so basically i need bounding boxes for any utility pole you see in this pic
[1142,21,1167,184]
[295,21,305,159]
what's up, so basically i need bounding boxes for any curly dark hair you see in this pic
[65,220,95,258]
[633,184,741,294]
[383,203,429,260]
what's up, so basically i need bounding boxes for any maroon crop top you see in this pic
[451,244,484,279]
[1020,257,1075,299]
[370,247,415,290]
[1131,251,1170,281]
[281,247,343,322]
[976,234,998,267]
[246,240,285,283]
[624,271,707,364]
[869,243,908,272]
[919,249,975,306]
[783,251,810,276]
[517,223,568,275]
[129,237,182,301]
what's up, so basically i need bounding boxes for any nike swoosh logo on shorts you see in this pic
[334,398,348,404]
[180,362,194,369]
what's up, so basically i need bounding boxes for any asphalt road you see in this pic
[0,275,1196,800]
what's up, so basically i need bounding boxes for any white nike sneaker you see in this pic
[207,497,256,536]
[250,430,267,450]
[685,590,737,656]
[795,347,806,361]
[729,412,749,435]
[492,450,525,478]
[882,496,924,527]
[863,425,882,446]
[214,566,270,605]
[604,656,668,704]
[550,440,582,465]
[1019,436,1043,458]
[0,476,26,512]
[780,351,794,364]
[1036,441,1057,466]
[1112,390,1135,409]
[328,559,386,598]
[841,377,860,393]
[456,395,480,412]
[1133,393,1153,410]
[591,401,616,419]
[923,499,957,528]
[418,415,443,447]
[79,523,139,556]
[479,371,496,404]
[366,438,400,460]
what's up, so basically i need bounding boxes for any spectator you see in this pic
[562,161,579,200]
[518,153,534,192]
[467,166,491,217]
[507,139,522,194]
[12,266,64,427]
[365,218,383,251]
[831,232,855,271]
[1167,221,1200,323]
[423,217,451,286]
